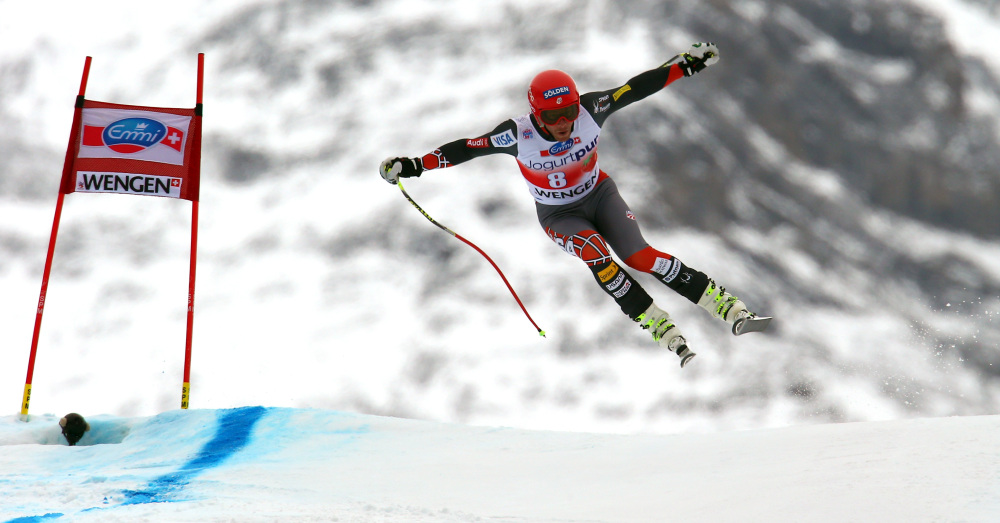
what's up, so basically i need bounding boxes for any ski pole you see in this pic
[397,180,545,338]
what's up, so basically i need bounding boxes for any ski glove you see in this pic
[668,42,720,77]
[379,156,423,185]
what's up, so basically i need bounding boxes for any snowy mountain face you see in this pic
[0,0,998,433]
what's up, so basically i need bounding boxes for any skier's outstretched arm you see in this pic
[584,42,720,125]
[379,120,518,184]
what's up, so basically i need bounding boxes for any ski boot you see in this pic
[636,303,695,367]
[697,279,771,335]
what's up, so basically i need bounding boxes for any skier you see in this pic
[380,43,768,367]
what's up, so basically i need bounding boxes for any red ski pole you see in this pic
[397,180,545,337]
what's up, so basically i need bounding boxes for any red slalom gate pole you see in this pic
[181,201,199,409]
[20,56,92,421]
[397,180,545,337]
[21,194,65,421]
[181,53,204,409]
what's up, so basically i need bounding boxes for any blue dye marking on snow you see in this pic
[122,406,267,505]
[3,514,64,523]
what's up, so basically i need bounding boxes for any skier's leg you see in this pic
[542,220,650,320]
[625,246,749,325]
[542,218,689,360]
[592,179,753,329]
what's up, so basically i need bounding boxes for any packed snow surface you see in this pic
[2,408,998,522]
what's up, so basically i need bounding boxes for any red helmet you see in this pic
[528,70,580,125]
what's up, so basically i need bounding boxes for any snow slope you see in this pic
[1,0,999,439]
[2,408,998,522]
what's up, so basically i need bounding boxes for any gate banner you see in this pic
[60,100,202,201]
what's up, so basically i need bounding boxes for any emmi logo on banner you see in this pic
[76,171,182,198]
[104,118,169,153]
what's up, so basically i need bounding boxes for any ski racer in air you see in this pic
[380,43,770,367]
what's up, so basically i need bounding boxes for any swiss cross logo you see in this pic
[171,178,181,187]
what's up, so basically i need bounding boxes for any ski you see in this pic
[733,315,772,336]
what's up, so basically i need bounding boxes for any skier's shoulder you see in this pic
[580,90,613,118]
[480,118,518,149]
[511,113,532,132]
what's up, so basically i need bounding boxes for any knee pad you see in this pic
[546,228,613,266]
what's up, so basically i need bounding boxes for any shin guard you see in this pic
[590,261,653,320]
[657,258,710,305]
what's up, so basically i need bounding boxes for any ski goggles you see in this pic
[539,103,580,125]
